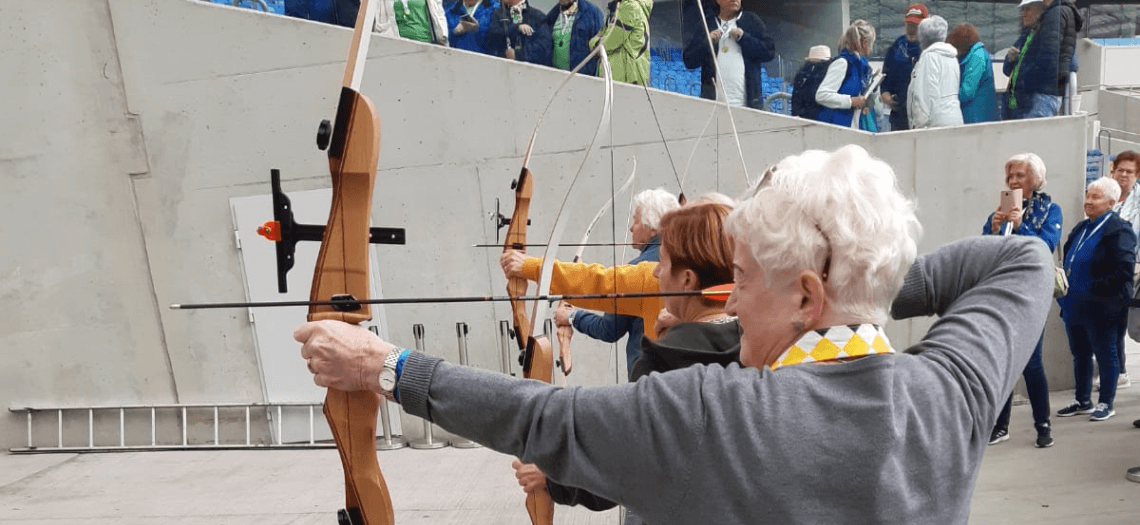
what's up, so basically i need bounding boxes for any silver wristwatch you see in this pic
[378,350,401,401]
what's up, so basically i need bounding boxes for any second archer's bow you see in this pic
[499,25,616,525]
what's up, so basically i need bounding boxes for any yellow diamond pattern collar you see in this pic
[770,324,894,370]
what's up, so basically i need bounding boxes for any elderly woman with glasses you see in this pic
[295,145,1054,522]
[1056,177,1137,422]
[982,153,1062,448]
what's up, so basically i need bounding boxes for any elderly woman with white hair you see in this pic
[1056,177,1137,422]
[982,153,1062,448]
[295,145,1054,522]
[907,15,964,128]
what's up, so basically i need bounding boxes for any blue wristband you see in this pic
[393,349,411,402]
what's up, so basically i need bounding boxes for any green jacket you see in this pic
[592,0,652,85]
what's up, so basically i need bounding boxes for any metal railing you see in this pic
[9,402,338,453]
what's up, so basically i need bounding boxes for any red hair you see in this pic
[659,203,735,292]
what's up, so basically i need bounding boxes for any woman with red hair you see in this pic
[947,22,998,123]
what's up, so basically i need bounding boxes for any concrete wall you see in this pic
[1095,90,1140,156]
[0,0,1089,450]
[1077,38,1140,91]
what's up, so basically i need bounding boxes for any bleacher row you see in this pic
[208,0,793,111]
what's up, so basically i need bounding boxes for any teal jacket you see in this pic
[958,42,998,124]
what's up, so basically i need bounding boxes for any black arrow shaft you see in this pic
[170,289,721,310]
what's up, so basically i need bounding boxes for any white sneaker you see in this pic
[1120,373,1131,389]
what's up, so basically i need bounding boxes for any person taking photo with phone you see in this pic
[982,153,1062,448]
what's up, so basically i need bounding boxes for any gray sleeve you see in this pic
[890,236,1053,423]
[396,351,706,513]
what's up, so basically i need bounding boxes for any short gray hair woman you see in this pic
[1056,175,1136,423]
[631,188,680,230]
[917,14,948,50]
[712,144,1053,520]
[908,15,963,128]
[1006,152,1048,190]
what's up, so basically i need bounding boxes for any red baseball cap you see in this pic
[905,3,928,24]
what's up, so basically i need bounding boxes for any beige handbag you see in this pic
[1053,265,1068,298]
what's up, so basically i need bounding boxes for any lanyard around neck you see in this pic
[1067,213,1111,269]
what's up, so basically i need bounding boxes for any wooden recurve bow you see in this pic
[501,164,557,525]
[496,33,615,524]
[308,2,394,523]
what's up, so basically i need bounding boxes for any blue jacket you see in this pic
[982,191,1062,251]
[486,3,552,66]
[1059,211,1137,321]
[881,35,920,103]
[681,4,776,108]
[446,0,499,55]
[958,42,998,124]
[817,50,869,127]
[544,0,605,75]
[571,238,660,380]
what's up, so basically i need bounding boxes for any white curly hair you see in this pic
[727,145,923,324]
[632,188,680,230]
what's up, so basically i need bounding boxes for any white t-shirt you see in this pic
[715,15,746,108]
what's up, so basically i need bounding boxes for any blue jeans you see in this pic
[995,334,1051,432]
[1066,317,1121,407]
[1006,93,1061,120]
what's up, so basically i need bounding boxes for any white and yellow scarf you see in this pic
[770,324,894,370]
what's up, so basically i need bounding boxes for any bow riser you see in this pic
[310,88,381,325]
[504,168,535,350]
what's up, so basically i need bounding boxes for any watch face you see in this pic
[379,370,397,391]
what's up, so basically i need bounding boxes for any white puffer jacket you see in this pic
[907,42,964,129]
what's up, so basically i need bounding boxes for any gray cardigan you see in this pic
[397,236,1053,524]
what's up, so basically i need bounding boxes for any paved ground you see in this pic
[4,365,1140,524]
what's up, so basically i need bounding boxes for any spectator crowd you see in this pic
[282,0,1084,132]
[792,0,1081,131]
